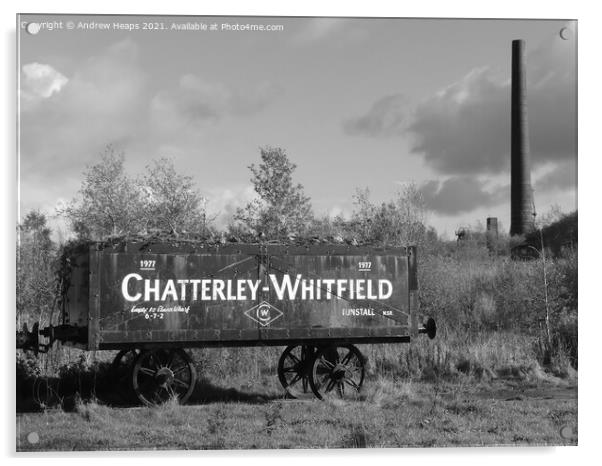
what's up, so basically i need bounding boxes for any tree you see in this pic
[349,182,428,246]
[139,157,208,235]
[62,146,144,239]
[16,211,56,327]
[63,147,211,239]
[233,146,313,238]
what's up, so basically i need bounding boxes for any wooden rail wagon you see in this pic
[17,240,436,406]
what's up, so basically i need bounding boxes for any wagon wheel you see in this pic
[112,349,141,371]
[309,345,365,400]
[132,348,197,406]
[277,345,316,399]
[110,349,140,402]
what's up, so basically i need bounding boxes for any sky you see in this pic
[18,15,577,239]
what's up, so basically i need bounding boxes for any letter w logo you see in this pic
[244,301,283,327]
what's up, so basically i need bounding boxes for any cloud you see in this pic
[534,160,577,193]
[343,94,409,137]
[343,67,511,174]
[21,62,68,102]
[328,205,350,219]
[409,68,512,175]
[150,74,281,132]
[344,34,576,178]
[204,185,257,229]
[412,39,575,175]
[419,177,507,215]
[19,39,149,210]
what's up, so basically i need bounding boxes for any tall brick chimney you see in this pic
[510,39,535,236]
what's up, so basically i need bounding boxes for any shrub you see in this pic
[418,244,577,370]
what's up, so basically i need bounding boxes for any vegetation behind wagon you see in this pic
[16,145,577,410]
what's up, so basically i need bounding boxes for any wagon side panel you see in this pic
[96,250,260,348]
[259,246,411,342]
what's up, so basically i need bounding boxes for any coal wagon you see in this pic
[17,239,436,406]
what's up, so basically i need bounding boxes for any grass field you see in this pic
[16,373,577,451]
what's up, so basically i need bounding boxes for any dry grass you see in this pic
[16,378,577,451]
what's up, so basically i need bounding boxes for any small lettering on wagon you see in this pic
[130,304,190,318]
[342,307,375,317]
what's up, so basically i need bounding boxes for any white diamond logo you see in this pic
[244,301,283,327]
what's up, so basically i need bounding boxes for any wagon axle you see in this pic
[155,367,175,386]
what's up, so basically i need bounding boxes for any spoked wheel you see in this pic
[310,345,365,400]
[277,345,316,399]
[110,349,140,402]
[132,348,197,406]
